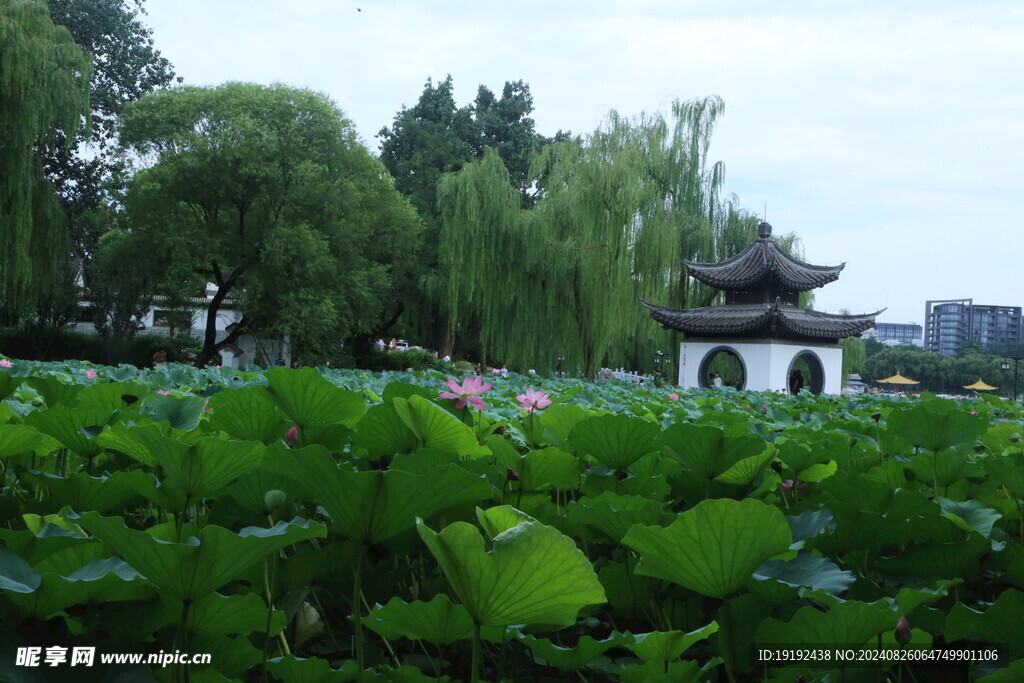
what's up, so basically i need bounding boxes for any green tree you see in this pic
[0,0,91,314]
[86,227,154,360]
[42,0,175,260]
[437,97,782,374]
[839,336,866,383]
[378,76,568,354]
[117,82,421,366]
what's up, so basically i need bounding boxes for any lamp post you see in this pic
[1002,355,1021,401]
[555,354,565,378]
[653,351,673,384]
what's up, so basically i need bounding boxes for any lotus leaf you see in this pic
[622,498,792,598]
[417,506,606,626]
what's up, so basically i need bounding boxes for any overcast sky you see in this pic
[144,0,1023,326]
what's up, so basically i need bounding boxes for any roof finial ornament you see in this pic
[757,221,772,239]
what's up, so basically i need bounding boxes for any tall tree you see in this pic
[118,82,422,366]
[437,97,805,375]
[42,0,175,260]
[378,76,568,352]
[0,0,91,313]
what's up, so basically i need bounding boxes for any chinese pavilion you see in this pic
[641,222,882,394]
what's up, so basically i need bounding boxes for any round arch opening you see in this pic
[788,351,825,395]
[698,346,746,390]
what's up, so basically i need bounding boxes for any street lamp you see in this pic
[653,351,673,383]
[555,354,565,378]
[1002,355,1021,401]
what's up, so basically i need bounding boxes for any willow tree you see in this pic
[0,0,90,313]
[440,98,711,373]
[438,96,812,375]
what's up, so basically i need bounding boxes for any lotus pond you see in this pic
[1,359,1024,682]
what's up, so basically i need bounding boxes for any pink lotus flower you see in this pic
[0,359,12,368]
[285,426,300,446]
[157,389,174,395]
[492,368,501,375]
[439,376,492,411]
[85,370,97,379]
[780,479,808,493]
[668,393,680,401]
[516,388,552,413]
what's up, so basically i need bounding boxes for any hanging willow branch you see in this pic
[0,0,91,311]
[436,96,800,376]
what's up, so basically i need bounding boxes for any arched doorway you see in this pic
[788,351,825,395]
[698,346,746,390]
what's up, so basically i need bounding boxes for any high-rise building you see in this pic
[863,322,923,347]
[924,299,1022,355]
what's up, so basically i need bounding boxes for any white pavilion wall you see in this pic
[678,338,844,394]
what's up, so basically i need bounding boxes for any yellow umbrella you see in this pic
[963,379,998,391]
[876,373,920,385]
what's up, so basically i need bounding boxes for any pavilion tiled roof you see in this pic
[640,299,883,342]
[684,239,844,292]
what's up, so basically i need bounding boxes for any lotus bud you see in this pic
[505,467,521,482]
[264,489,287,511]
[285,426,300,446]
[895,616,912,645]
[761,402,769,414]
[294,601,324,647]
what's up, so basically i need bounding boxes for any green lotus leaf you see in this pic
[877,536,988,581]
[569,414,661,470]
[0,372,22,400]
[0,543,40,593]
[5,557,153,617]
[207,386,290,443]
[520,447,580,491]
[937,498,1002,537]
[755,599,898,646]
[625,623,719,662]
[538,403,591,447]
[265,367,365,428]
[139,393,208,431]
[617,660,705,683]
[907,449,971,488]
[567,492,666,544]
[26,376,82,406]
[0,424,51,458]
[0,526,88,567]
[76,381,150,411]
[128,428,264,505]
[20,470,146,512]
[887,399,987,452]
[363,594,477,645]
[391,395,488,456]
[416,506,606,627]
[787,509,836,550]
[752,551,855,596]
[774,438,830,474]
[180,591,285,637]
[517,631,631,672]
[355,403,419,460]
[72,512,326,601]
[983,453,1024,497]
[381,381,436,404]
[25,404,115,458]
[946,589,1024,658]
[714,444,776,485]
[265,656,362,682]
[797,460,838,483]
[660,423,764,480]
[622,498,792,598]
[283,446,492,544]
[223,447,304,513]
